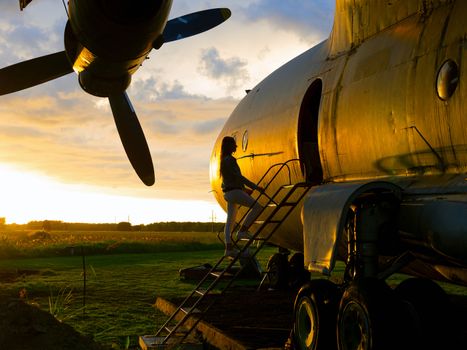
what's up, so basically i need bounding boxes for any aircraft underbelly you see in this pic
[398,195,467,263]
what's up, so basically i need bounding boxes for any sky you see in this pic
[0,0,334,225]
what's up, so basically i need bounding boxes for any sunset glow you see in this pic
[0,1,334,225]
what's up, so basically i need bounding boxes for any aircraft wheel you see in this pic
[289,252,311,289]
[266,253,288,289]
[337,278,398,350]
[394,278,453,350]
[293,279,340,350]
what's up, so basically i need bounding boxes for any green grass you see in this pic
[1,229,466,349]
[0,230,222,259]
[0,230,278,349]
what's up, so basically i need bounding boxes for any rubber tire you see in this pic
[395,278,453,350]
[289,253,311,290]
[293,279,340,350]
[266,253,289,290]
[337,278,399,350]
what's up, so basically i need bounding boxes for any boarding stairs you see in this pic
[149,159,312,348]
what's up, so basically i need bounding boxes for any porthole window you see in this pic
[436,59,459,101]
[242,130,249,152]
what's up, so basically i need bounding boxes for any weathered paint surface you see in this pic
[210,0,467,283]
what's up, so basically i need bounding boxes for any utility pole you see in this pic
[211,210,216,233]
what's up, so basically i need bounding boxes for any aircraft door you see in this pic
[298,79,323,183]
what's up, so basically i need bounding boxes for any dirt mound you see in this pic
[0,299,108,350]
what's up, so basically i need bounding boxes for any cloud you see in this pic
[0,88,238,201]
[0,21,64,66]
[0,0,337,218]
[129,77,207,102]
[0,3,20,13]
[198,47,250,91]
[192,118,226,135]
[243,0,335,42]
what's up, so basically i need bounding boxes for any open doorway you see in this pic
[298,79,323,184]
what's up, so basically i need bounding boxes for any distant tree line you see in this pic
[5,220,225,232]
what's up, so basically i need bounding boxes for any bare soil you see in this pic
[171,287,297,349]
[0,299,108,350]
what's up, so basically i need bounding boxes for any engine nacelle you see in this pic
[68,0,172,59]
[65,0,173,97]
[78,70,131,98]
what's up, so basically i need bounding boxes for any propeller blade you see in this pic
[0,51,73,96]
[19,0,34,11]
[160,8,231,46]
[109,92,155,186]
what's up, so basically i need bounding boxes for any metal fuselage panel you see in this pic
[210,1,467,254]
[325,1,467,182]
[210,42,329,251]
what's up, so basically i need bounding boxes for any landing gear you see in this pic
[293,279,340,350]
[292,193,442,350]
[289,252,311,289]
[395,278,453,350]
[265,252,310,290]
[266,252,289,289]
[336,278,399,350]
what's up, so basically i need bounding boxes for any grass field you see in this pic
[1,229,466,349]
[0,229,277,349]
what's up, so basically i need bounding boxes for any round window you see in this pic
[436,59,459,100]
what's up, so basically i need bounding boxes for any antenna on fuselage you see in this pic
[405,125,447,171]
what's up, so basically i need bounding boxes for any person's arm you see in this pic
[227,156,264,192]
[241,175,263,192]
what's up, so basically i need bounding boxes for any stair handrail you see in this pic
[256,158,301,191]
[227,158,302,241]
[174,181,312,345]
[155,159,306,344]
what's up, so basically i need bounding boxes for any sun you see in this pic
[0,164,226,225]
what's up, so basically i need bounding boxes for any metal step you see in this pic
[152,161,312,348]
[254,220,281,225]
[194,289,206,296]
[180,307,202,315]
[281,184,295,189]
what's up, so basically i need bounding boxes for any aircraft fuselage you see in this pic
[210,0,467,285]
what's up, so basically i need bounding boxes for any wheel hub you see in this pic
[296,298,318,349]
[339,301,371,350]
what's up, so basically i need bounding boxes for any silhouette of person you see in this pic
[219,136,264,258]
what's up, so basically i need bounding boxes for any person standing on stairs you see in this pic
[220,136,264,258]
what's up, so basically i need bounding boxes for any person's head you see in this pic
[221,136,237,157]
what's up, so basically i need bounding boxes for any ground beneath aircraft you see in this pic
[166,285,467,349]
[173,287,297,348]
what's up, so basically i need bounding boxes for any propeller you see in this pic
[19,0,34,11]
[0,6,231,186]
[109,92,155,186]
[0,51,73,96]
[156,8,231,48]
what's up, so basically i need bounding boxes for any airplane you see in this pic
[209,0,467,349]
[0,0,231,186]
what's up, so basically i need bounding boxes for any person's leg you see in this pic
[241,201,263,231]
[224,200,238,244]
[227,190,263,234]
[223,192,239,256]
